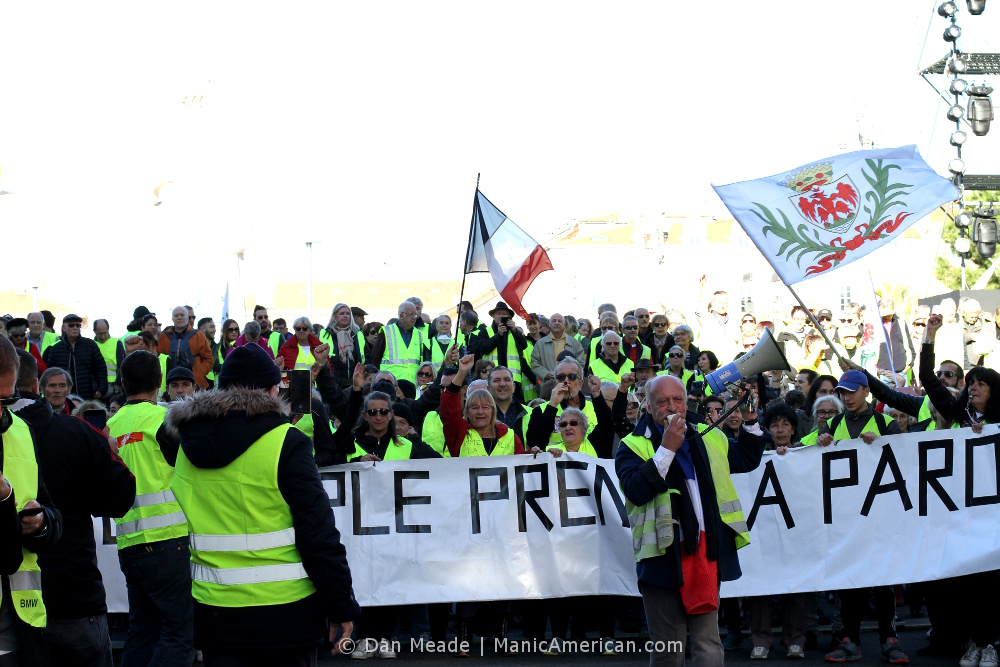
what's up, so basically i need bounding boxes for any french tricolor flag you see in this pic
[464,190,553,319]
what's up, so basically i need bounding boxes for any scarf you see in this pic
[334,327,354,363]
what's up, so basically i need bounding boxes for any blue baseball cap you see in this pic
[836,370,868,392]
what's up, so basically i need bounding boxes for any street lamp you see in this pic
[967,0,986,14]
[955,235,972,254]
[973,205,999,257]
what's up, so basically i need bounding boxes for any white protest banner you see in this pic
[96,426,1000,611]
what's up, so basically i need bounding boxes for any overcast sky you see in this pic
[1,1,997,327]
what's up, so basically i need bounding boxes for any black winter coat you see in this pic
[42,337,109,400]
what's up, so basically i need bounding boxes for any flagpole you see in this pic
[783,283,847,367]
[457,173,481,327]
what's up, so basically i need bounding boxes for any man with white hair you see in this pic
[156,306,214,390]
[370,301,429,384]
[590,330,634,382]
[615,375,766,667]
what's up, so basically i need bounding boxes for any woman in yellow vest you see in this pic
[278,317,322,372]
[799,394,844,445]
[921,314,1000,429]
[440,355,541,459]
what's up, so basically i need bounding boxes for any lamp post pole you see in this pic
[306,241,314,323]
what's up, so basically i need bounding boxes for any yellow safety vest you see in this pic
[483,333,523,383]
[293,345,317,371]
[2,415,47,627]
[591,356,634,383]
[159,354,169,393]
[420,412,451,458]
[108,402,188,549]
[347,436,414,462]
[95,337,120,384]
[548,438,598,458]
[522,340,538,401]
[621,424,749,562]
[172,423,317,607]
[530,400,598,446]
[380,323,426,385]
[459,427,516,457]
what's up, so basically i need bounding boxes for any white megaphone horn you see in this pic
[705,328,793,396]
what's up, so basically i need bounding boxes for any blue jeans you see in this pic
[45,614,113,667]
[118,537,194,667]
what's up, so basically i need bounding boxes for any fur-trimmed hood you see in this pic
[166,387,291,469]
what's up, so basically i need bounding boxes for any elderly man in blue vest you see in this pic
[615,375,767,667]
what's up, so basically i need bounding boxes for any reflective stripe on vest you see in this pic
[483,334,522,383]
[380,324,425,385]
[294,345,316,371]
[172,423,317,607]
[109,402,188,548]
[190,527,296,552]
[621,432,678,561]
[459,428,516,457]
[2,415,47,627]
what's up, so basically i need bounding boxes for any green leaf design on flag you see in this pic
[753,160,911,271]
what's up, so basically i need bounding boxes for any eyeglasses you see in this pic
[417,371,434,378]
[668,353,684,358]
[558,420,580,428]
[294,326,310,332]
[554,373,579,382]
[623,325,638,331]
[66,323,82,328]
[816,409,839,418]
[601,326,616,331]
[604,342,620,346]
[227,327,239,333]
[0,390,21,407]
[365,408,391,416]
[936,370,956,378]
[653,322,667,328]
[479,368,492,374]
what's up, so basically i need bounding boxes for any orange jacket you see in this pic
[157,326,214,389]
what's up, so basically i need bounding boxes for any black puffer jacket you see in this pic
[41,337,109,399]
[166,388,360,652]
[13,393,135,619]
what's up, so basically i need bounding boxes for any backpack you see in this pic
[167,328,198,372]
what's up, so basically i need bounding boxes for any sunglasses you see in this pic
[8,332,25,339]
[365,408,391,416]
[604,342,620,346]
[417,371,434,378]
[913,322,927,328]
[653,322,667,327]
[742,319,755,324]
[623,325,638,331]
[936,370,956,378]
[668,353,684,358]
[0,391,21,407]
[65,323,82,328]
[558,420,580,428]
[295,326,311,332]
[228,327,239,333]
[554,373,579,382]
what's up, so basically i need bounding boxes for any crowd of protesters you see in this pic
[0,286,998,666]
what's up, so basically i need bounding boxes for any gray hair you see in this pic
[434,313,453,330]
[602,330,621,345]
[668,345,684,355]
[293,316,312,331]
[559,407,589,432]
[600,381,619,395]
[597,303,617,316]
[39,366,73,391]
[406,296,423,308]
[622,315,638,326]
[467,379,489,394]
[243,320,262,342]
[673,324,694,338]
[555,356,584,377]
[812,394,844,426]
[460,311,479,327]
[398,301,417,317]
[648,374,687,404]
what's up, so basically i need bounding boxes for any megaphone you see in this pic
[705,328,793,396]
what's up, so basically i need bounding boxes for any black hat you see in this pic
[62,313,83,324]
[166,367,196,384]
[817,309,834,320]
[396,379,416,400]
[488,302,514,317]
[4,317,28,330]
[391,402,414,426]
[634,358,661,370]
[218,344,281,390]
[350,307,368,317]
